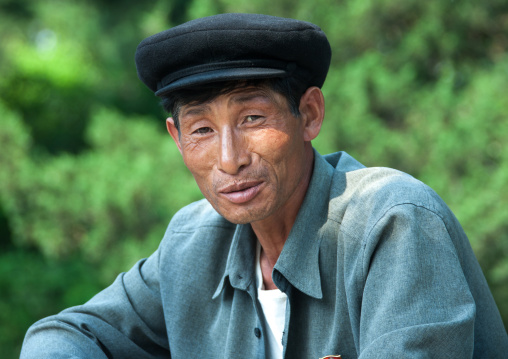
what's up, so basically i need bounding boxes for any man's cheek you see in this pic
[182,150,214,175]
[250,128,292,156]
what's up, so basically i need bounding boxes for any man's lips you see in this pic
[218,181,263,204]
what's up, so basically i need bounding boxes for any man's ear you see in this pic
[299,86,325,142]
[166,117,182,154]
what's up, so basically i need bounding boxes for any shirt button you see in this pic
[254,328,261,338]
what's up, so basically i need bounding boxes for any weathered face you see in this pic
[167,85,322,225]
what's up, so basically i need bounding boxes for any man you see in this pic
[21,13,508,359]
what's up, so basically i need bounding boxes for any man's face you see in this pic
[167,85,321,225]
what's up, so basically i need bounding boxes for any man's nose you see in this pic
[218,129,251,175]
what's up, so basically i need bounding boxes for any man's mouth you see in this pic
[218,181,263,204]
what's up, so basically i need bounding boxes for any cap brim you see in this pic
[154,67,288,96]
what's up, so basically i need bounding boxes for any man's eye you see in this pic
[244,115,262,123]
[193,127,213,134]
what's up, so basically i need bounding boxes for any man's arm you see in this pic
[20,250,169,359]
[357,203,507,358]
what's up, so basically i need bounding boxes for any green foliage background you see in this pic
[1,0,507,356]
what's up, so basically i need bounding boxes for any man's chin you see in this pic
[219,211,262,225]
[214,204,270,225]
[223,217,252,225]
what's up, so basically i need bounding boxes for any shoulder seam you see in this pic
[361,202,451,279]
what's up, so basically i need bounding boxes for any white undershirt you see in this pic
[256,242,287,359]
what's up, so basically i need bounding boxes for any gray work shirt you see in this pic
[21,150,508,358]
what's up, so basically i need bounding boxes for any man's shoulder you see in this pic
[325,151,448,228]
[344,165,432,206]
[159,199,237,261]
[167,198,236,233]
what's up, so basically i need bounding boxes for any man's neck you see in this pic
[251,146,315,289]
[254,215,294,290]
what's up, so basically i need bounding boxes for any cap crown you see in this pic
[135,13,331,96]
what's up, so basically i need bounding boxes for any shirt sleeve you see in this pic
[20,249,169,359]
[357,203,476,358]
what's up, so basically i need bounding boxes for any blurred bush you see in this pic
[1,0,507,357]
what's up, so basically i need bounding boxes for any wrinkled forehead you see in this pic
[178,84,285,118]
[171,79,288,114]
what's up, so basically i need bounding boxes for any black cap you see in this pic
[135,13,331,97]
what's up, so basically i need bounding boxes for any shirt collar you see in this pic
[272,149,334,299]
[213,223,257,299]
[213,149,335,300]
